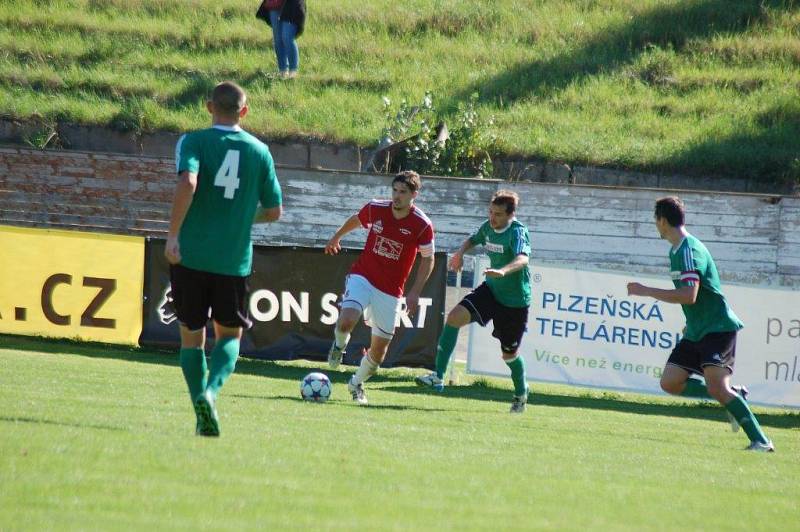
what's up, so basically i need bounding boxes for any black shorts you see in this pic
[169,264,252,331]
[460,282,529,353]
[667,331,737,376]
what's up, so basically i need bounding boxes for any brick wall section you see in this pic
[1,146,799,287]
[0,147,173,234]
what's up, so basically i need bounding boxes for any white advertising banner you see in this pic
[467,261,800,408]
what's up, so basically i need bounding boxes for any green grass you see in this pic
[1,0,799,182]
[1,335,799,530]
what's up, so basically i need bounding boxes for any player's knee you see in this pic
[501,345,519,359]
[501,352,518,362]
[337,317,357,333]
[368,345,389,363]
[705,381,729,402]
[660,377,682,395]
[445,307,470,328]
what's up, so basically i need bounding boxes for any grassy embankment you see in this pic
[1,0,799,182]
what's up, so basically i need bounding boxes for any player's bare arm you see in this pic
[626,282,698,305]
[253,205,282,223]
[449,238,476,271]
[324,214,362,255]
[405,254,434,316]
[165,170,197,265]
[485,253,529,279]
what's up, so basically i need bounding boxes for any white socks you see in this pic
[352,352,379,385]
[334,328,351,351]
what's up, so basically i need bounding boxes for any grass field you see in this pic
[1,335,798,530]
[1,0,799,182]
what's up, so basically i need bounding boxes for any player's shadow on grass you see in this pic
[388,384,800,430]
[0,415,125,432]
[227,393,451,412]
[0,334,420,385]
[534,390,800,430]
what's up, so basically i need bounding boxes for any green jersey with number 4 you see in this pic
[469,219,532,307]
[670,234,743,341]
[176,125,282,276]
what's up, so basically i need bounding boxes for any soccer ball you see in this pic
[300,372,332,402]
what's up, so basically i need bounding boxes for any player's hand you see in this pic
[484,268,505,278]
[405,291,420,317]
[165,236,181,264]
[448,253,463,272]
[324,238,341,255]
[627,282,648,296]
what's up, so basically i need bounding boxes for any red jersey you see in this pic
[350,200,435,297]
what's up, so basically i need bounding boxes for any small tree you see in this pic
[379,92,496,178]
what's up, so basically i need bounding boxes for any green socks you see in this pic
[505,355,527,397]
[725,395,769,444]
[179,347,207,403]
[680,378,711,399]
[435,325,459,379]
[679,379,769,444]
[206,337,240,399]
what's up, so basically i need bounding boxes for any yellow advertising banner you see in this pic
[0,225,144,345]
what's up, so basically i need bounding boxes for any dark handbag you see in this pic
[256,0,283,21]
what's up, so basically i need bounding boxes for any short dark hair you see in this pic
[491,190,519,215]
[654,196,685,227]
[211,81,246,117]
[392,170,422,193]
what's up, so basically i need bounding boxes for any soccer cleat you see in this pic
[727,385,750,433]
[327,341,345,370]
[415,372,444,392]
[510,387,529,414]
[745,440,775,452]
[194,390,220,437]
[347,378,368,406]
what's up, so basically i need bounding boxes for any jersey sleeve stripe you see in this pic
[412,209,433,225]
[513,227,529,255]
[680,271,700,285]
[683,246,694,271]
[419,242,434,257]
[174,134,186,173]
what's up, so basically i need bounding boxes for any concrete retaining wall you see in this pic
[3,119,797,195]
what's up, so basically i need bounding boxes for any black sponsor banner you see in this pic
[140,239,446,368]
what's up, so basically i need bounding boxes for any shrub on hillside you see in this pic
[377,92,497,178]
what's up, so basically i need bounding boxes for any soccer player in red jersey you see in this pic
[324,171,435,405]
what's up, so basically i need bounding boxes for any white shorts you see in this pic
[340,274,401,339]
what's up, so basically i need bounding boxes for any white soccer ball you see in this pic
[300,372,332,402]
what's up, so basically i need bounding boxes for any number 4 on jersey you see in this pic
[214,150,240,199]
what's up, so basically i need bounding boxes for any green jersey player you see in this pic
[166,81,283,437]
[416,190,532,413]
[627,196,773,451]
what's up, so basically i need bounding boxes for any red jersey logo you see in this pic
[373,236,403,261]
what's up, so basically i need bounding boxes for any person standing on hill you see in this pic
[166,81,282,437]
[261,0,306,78]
